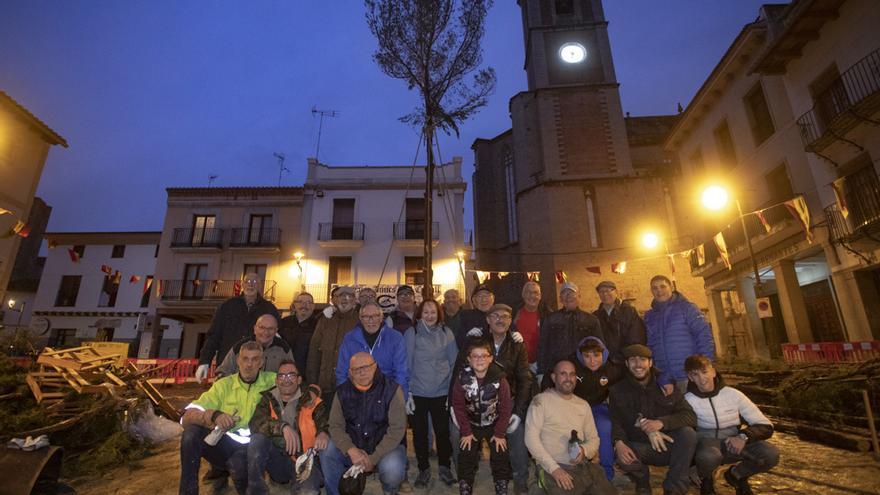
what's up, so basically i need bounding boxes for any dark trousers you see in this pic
[457,425,512,485]
[540,463,618,495]
[695,437,780,479]
[412,395,452,471]
[617,427,697,495]
[179,424,247,495]
[246,433,322,495]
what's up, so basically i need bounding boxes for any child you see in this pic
[450,340,513,495]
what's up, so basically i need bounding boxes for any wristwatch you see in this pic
[737,433,748,442]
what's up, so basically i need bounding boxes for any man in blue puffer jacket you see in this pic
[335,301,409,397]
[644,275,715,394]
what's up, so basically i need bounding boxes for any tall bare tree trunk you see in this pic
[423,119,435,300]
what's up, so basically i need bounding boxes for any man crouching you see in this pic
[180,341,276,495]
[684,354,779,495]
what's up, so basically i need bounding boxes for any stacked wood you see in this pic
[25,346,180,422]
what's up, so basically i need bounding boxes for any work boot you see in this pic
[700,476,716,495]
[459,479,473,495]
[723,467,754,495]
[414,469,431,488]
[494,479,509,495]
[438,466,456,486]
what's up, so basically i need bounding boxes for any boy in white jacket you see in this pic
[684,355,779,495]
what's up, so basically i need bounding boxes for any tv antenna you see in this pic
[311,106,339,162]
[208,174,219,187]
[273,152,289,186]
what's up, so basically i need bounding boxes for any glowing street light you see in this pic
[641,232,660,250]
[701,185,729,211]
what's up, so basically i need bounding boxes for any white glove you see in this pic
[405,393,416,415]
[343,464,364,479]
[466,327,483,338]
[506,414,521,434]
[295,448,317,482]
[510,331,524,344]
[647,430,674,452]
[323,305,336,318]
[195,364,210,383]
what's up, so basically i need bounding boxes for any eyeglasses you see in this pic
[489,314,511,321]
[244,279,260,284]
[277,372,299,381]
[351,362,377,374]
[361,314,383,321]
[469,354,492,360]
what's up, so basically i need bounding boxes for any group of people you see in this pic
[179,272,779,495]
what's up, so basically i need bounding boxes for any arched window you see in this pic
[503,148,519,244]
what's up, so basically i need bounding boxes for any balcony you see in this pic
[393,221,439,247]
[824,166,880,244]
[318,222,365,248]
[170,228,224,249]
[230,228,281,250]
[796,48,880,152]
[158,279,276,302]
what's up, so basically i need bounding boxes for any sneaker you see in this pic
[700,477,716,495]
[438,466,456,487]
[723,467,754,495]
[398,479,414,493]
[414,469,431,488]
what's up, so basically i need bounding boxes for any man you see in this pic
[442,288,464,338]
[279,292,320,375]
[455,284,494,349]
[644,275,715,394]
[513,281,551,371]
[180,341,276,495]
[454,304,533,494]
[538,282,601,376]
[593,281,646,365]
[684,355,779,495]
[323,352,408,495]
[196,273,280,382]
[215,314,293,377]
[385,285,417,334]
[358,286,378,308]
[336,301,409,397]
[307,285,360,403]
[247,360,325,495]
[525,359,617,495]
[610,344,697,495]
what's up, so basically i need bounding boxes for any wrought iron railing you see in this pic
[230,228,281,247]
[318,223,365,241]
[825,166,880,243]
[159,279,276,301]
[170,228,224,248]
[393,221,439,240]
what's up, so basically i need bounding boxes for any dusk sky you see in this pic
[0,1,770,233]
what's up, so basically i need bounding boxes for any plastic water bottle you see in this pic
[568,430,580,461]
[204,425,225,446]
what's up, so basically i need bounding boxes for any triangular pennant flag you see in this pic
[528,271,540,282]
[212,280,221,292]
[784,196,812,243]
[68,248,80,263]
[233,280,242,296]
[143,277,154,295]
[129,275,141,284]
[12,220,30,238]
[831,178,849,219]
[554,271,567,283]
[586,266,601,275]
[667,254,676,274]
[101,264,112,275]
[696,244,705,266]
[47,239,57,249]
[112,270,122,285]
[611,262,627,274]
[755,210,772,234]
[155,279,164,298]
[0,208,11,216]
[498,272,509,278]
[475,271,490,283]
[714,232,731,270]
[192,279,201,288]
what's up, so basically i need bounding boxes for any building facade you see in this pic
[147,186,304,358]
[473,0,704,312]
[1,197,50,338]
[666,0,880,358]
[30,231,182,356]
[298,158,469,305]
[0,91,67,303]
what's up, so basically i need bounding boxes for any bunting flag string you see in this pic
[784,196,812,243]
[68,248,81,263]
[586,266,601,275]
[143,277,154,296]
[831,177,849,218]
[554,271,567,283]
[155,279,164,298]
[714,232,731,270]
[755,210,772,234]
[0,208,11,216]
[129,275,141,284]
[112,270,122,285]
[1,219,30,239]
[101,265,113,275]
[611,262,627,274]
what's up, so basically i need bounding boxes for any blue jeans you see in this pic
[246,433,322,495]
[179,424,247,495]
[617,427,697,495]
[507,419,529,485]
[694,437,779,479]
[322,440,406,495]
[591,403,614,481]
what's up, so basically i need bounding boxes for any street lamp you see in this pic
[700,185,763,292]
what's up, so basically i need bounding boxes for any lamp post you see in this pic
[294,252,305,292]
[7,298,25,332]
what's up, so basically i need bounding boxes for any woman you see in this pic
[404,299,459,487]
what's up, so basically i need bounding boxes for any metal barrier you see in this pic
[782,341,880,364]
[126,358,216,384]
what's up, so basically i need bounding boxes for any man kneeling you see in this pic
[684,355,779,495]
[180,341,276,494]
[323,352,407,495]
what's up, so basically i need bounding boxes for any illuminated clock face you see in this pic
[559,42,587,64]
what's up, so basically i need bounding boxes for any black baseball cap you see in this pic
[472,283,493,297]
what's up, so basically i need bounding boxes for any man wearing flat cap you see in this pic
[455,283,495,349]
[593,281,646,365]
[307,285,360,403]
[385,285,417,335]
[609,345,697,495]
[538,282,601,376]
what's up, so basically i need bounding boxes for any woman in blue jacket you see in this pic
[644,275,715,394]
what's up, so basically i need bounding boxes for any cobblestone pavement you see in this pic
[69,431,879,494]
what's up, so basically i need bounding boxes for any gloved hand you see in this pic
[506,414,521,434]
[405,393,416,415]
[323,305,336,319]
[343,464,364,479]
[466,327,483,338]
[647,430,674,452]
[195,364,210,383]
[295,448,317,481]
[510,331,524,344]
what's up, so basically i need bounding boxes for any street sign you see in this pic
[756,297,773,318]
